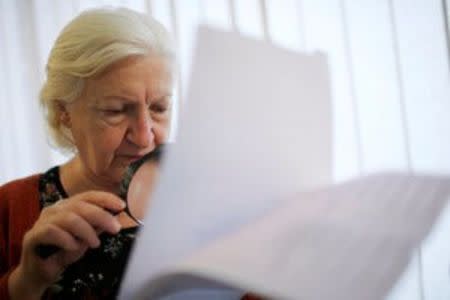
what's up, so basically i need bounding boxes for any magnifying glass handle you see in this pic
[34,244,60,259]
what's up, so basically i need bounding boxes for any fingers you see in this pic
[75,191,125,213]
[56,212,102,248]
[53,204,121,248]
[29,224,80,253]
[71,200,122,234]
[39,191,124,248]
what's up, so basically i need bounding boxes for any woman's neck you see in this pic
[59,156,120,196]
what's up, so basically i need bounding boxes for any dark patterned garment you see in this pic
[38,166,138,300]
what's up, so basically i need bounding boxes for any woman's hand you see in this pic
[8,191,125,300]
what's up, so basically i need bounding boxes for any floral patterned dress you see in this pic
[39,166,138,299]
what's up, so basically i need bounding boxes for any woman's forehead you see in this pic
[84,56,174,101]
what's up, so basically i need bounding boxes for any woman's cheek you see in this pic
[100,127,128,157]
[154,121,170,144]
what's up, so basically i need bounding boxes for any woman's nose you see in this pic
[127,111,154,148]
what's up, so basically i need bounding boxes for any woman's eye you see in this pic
[102,108,125,115]
[99,107,127,124]
[150,105,167,113]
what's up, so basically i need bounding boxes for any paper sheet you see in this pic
[167,173,450,300]
[124,173,450,299]
[119,26,332,299]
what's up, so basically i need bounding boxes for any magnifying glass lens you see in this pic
[126,159,159,224]
[120,145,165,226]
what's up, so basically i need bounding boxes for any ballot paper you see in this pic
[118,27,450,299]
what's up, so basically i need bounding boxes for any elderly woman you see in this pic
[0,7,173,299]
[0,7,262,300]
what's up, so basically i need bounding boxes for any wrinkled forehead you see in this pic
[84,55,175,101]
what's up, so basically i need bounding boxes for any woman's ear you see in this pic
[57,101,71,128]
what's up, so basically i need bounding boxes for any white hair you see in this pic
[40,7,175,151]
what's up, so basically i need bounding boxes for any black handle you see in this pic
[34,244,60,259]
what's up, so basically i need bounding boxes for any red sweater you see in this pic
[0,175,262,300]
[0,174,41,300]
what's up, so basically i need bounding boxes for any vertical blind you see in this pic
[0,0,449,299]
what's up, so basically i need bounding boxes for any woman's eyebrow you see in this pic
[103,95,138,103]
[155,94,172,101]
[147,93,173,103]
[98,92,173,105]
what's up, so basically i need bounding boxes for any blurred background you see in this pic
[0,0,449,299]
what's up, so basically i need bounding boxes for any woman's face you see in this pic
[65,55,173,185]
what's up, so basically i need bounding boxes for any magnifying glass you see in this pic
[35,144,166,258]
[118,144,165,225]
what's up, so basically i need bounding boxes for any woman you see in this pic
[0,7,174,299]
[0,7,262,300]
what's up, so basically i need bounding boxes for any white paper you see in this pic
[420,195,450,300]
[119,26,332,299]
[135,173,450,300]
